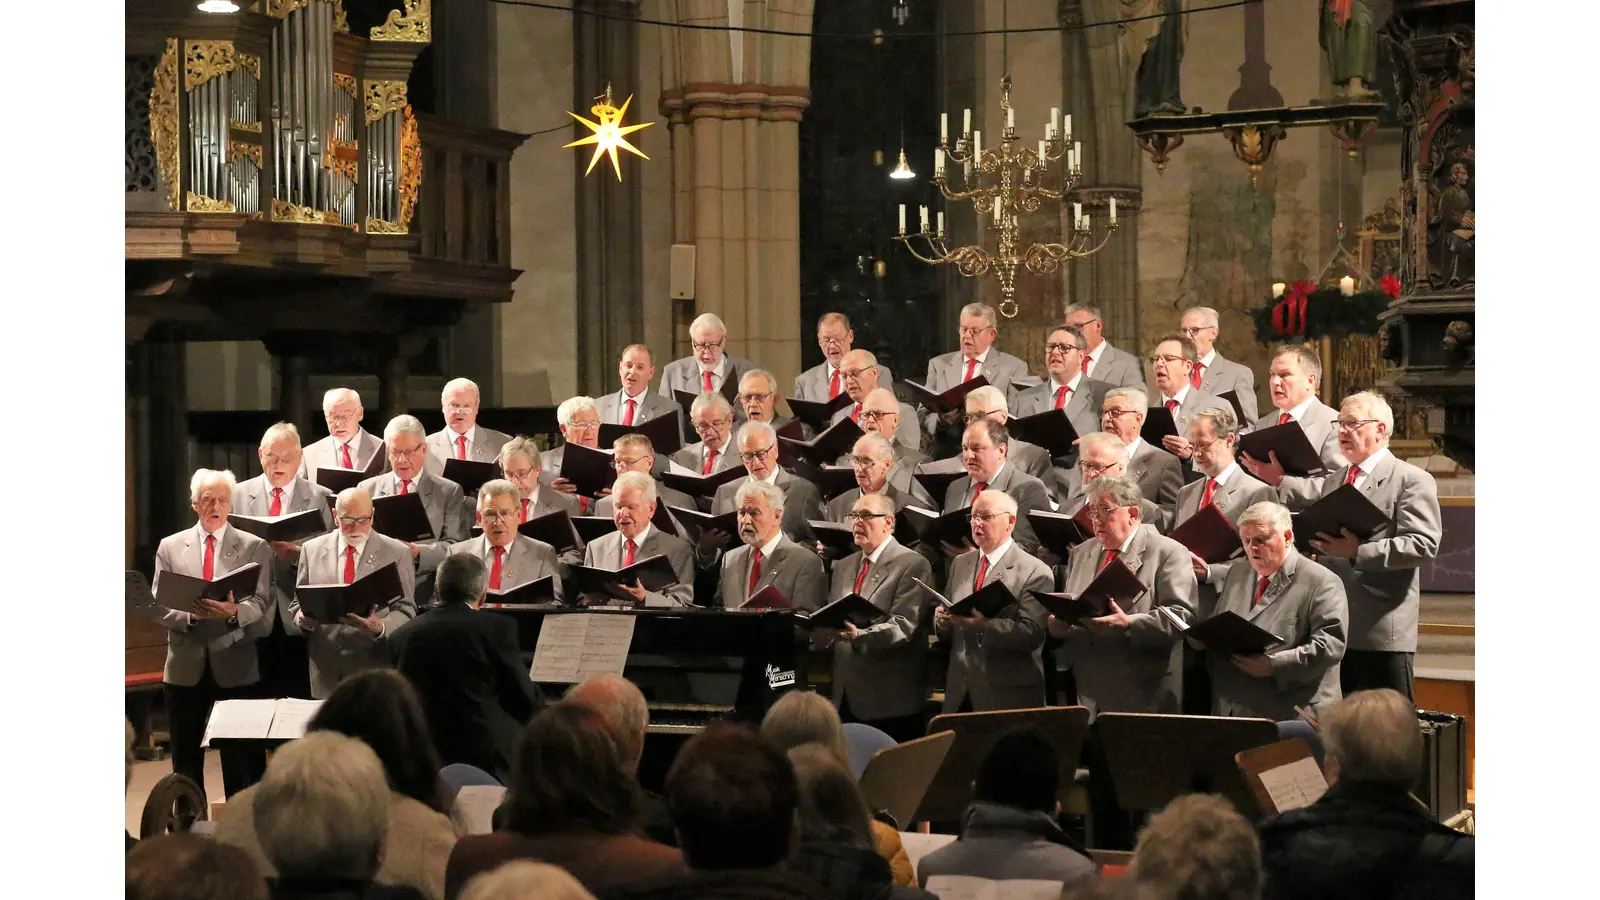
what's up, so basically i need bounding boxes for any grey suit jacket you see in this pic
[919,349,1031,436]
[152,525,274,688]
[581,527,696,608]
[716,534,827,611]
[232,475,335,630]
[828,539,935,720]
[1174,467,1276,588]
[1276,452,1441,652]
[1250,398,1349,473]
[712,470,825,542]
[449,535,565,605]
[1197,354,1258,423]
[425,426,511,478]
[937,543,1054,712]
[358,471,470,604]
[657,354,758,399]
[1013,377,1112,443]
[1058,524,1198,716]
[942,463,1054,555]
[825,477,930,523]
[1207,549,1347,720]
[596,389,683,431]
[794,361,897,402]
[300,430,388,486]
[293,530,418,699]
[669,441,740,475]
[1084,343,1147,392]
[1128,439,1184,528]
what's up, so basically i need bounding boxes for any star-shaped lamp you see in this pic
[566,85,653,180]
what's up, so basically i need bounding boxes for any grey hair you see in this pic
[1238,500,1292,534]
[1086,475,1145,509]
[322,387,361,411]
[565,674,651,770]
[740,368,779,395]
[1181,305,1221,329]
[1077,431,1129,461]
[499,436,540,471]
[458,861,596,900]
[259,421,302,450]
[1105,386,1148,411]
[689,391,733,420]
[612,470,657,505]
[853,432,894,461]
[477,478,521,509]
[1341,390,1395,433]
[383,414,426,444]
[442,377,481,402]
[1322,689,1425,788]
[189,468,237,503]
[253,732,390,881]
[974,488,1018,516]
[964,385,1010,415]
[556,396,598,427]
[690,312,728,336]
[1187,407,1240,439]
[1271,344,1324,386]
[735,478,787,511]
[736,419,777,447]
[436,553,490,605]
[959,302,998,329]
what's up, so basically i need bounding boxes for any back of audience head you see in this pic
[664,722,799,871]
[503,701,642,836]
[127,833,268,900]
[759,689,849,768]
[787,743,874,849]
[975,727,1060,815]
[253,732,391,884]
[307,668,448,812]
[1321,688,1423,789]
[1131,793,1262,900]
[458,860,598,900]
[564,674,650,773]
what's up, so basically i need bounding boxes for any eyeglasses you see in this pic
[1178,326,1215,336]
[845,511,889,522]
[480,510,517,522]
[736,392,772,404]
[859,409,894,422]
[963,410,1003,424]
[969,512,1009,522]
[1044,342,1082,354]
[1147,354,1189,366]
[957,326,994,338]
[1087,504,1129,522]
[691,339,724,352]
[445,404,476,414]
[839,366,875,380]
[848,455,887,469]
[1336,418,1381,432]
[611,455,648,471]
[337,515,373,527]
[739,445,774,462]
[1079,459,1120,476]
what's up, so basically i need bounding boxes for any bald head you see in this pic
[840,349,881,401]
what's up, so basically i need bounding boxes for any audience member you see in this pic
[916,728,1094,889]
[759,690,915,885]
[215,671,455,900]
[564,674,677,847]
[457,861,596,900]
[127,833,268,900]
[252,731,428,900]
[785,744,937,900]
[1256,689,1472,900]
[1129,793,1262,900]
[444,703,684,898]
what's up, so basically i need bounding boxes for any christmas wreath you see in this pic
[1252,275,1399,343]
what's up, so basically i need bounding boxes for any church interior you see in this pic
[121,0,1479,897]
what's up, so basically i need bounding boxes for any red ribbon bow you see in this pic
[1379,273,1401,299]
[1271,280,1316,337]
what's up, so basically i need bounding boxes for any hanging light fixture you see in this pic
[889,149,916,180]
[197,0,240,12]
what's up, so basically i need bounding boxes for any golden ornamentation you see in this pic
[265,0,309,17]
[231,120,263,133]
[272,197,339,224]
[333,73,356,97]
[237,52,261,80]
[187,191,237,213]
[370,0,431,43]
[229,141,263,166]
[183,40,236,91]
[363,80,407,124]
[150,38,181,211]
[397,104,421,230]
[565,85,653,180]
[334,1,349,32]
[365,217,407,234]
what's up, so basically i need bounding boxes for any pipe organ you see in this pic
[149,0,429,233]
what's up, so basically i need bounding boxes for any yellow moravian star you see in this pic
[566,89,653,180]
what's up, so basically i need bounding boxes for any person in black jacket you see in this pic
[389,553,544,782]
[1257,689,1473,900]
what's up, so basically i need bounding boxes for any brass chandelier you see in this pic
[895,76,1117,319]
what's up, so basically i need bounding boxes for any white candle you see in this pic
[920,205,929,231]
[1272,282,1287,298]
[1007,108,1015,129]
[899,205,906,235]
[1339,276,1355,296]
[937,211,945,234]
[941,113,948,142]
[963,108,972,134]
[973,131,982,158]
[1109,198,1117,223]
[1064,114,1072,140]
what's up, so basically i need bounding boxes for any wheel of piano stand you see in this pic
[140,773,208,839]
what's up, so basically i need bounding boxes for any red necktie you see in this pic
[623,398,637,426]
[828,368,841,400]
[1278,412,1292,426]
[748,549,764,598]
[339,442,353,469]
[1099,548,1118,573]
[1345,465,1362,486]
[343,545,357,585]
[623,539,637,568]
[1253,575,1270,609]
[973,554,989,592]
[1054,385,1069,409]
[521,498,530,523]
[702,371,713,392]
[456,435,468,459]
[1191,362,1205,390]
[202,534,216,581]
[1165,399,1179,416]
[490,546,505,590]
[851,403,862,422]
[853,557,871,594]
[399,479,411,495]
[703,448,716,475]
[1200,479,1219,509]
[963,358,978,382]
[269,487,283,517]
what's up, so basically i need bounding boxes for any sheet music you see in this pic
[451,785,508,835]
[921,875,1065,900]
[529,613,637,683]
[1258,755,1328,812]
[201,699,278,746]
[266,699,323,740]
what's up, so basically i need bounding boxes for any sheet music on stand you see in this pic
[1256,755,1328,812]
[528,613,637,683]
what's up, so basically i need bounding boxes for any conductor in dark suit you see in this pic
[389,553,544,782]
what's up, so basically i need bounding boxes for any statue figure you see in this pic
[1428,159,1474,286]
[1131,0,1186,117]
[1319,0,1380,98]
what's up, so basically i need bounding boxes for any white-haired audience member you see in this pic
[426,377,511,477]
[301,387,388,484]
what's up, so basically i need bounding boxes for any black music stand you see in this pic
[1092,713,1281,816]
[915,706,1091,825]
